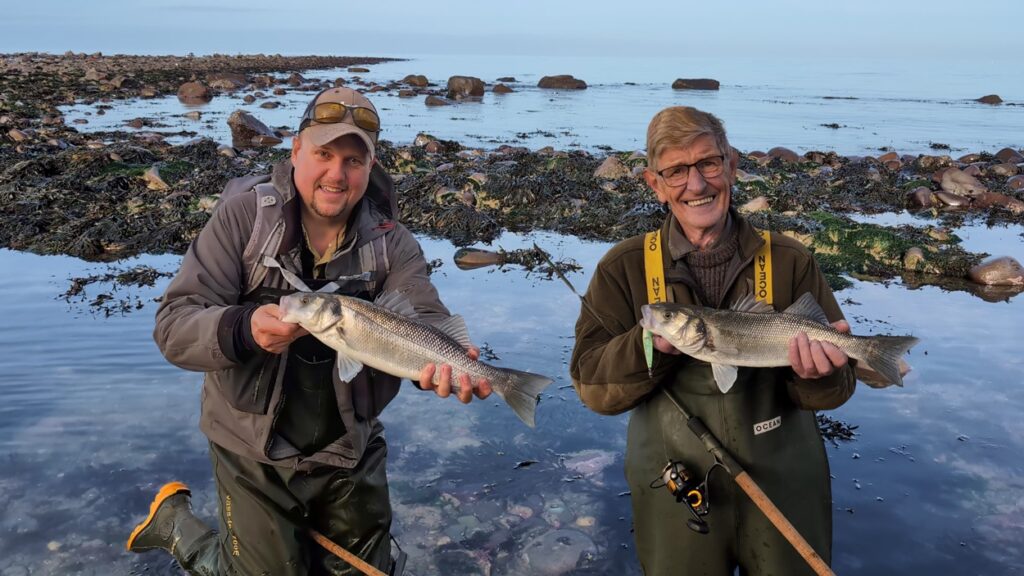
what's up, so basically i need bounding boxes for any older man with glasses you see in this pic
[127,87,491,575]
[571,106,855,575]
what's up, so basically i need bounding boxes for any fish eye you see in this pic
[300,295,310,304]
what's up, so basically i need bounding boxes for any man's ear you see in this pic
[291,135,302,162]
[644,169,667,204]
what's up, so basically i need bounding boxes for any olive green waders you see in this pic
[625,365,833,576]
[128,437,392,575]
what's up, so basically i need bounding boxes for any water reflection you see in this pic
[0,228,1022,574]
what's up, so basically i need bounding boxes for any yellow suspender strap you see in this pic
[755,229,773,305]
[644,230,667,306]
[642,228,772,371]
[642,230,667,373]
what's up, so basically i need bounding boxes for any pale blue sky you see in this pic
[1,0,1021,59]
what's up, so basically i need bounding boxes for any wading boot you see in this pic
[126,482,218,572]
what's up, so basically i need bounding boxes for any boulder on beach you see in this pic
[1008,175,1024,191]
[594,156,629,179]
[424,95,451,107]
[208,72,248,90]
[672,78,720,90]
[496,76,516,82]
[976,94,1003,105]
[739,196,771,214]
[995,147,1024,164]
[969,256,1024,286]
[402,74,428,87]
[446,75,484,100]
[767,146,800,163]
[538,75,587,89]
[493,83,514,94]
[227,110,277,149]
[347,67,370,73]
[940,168,987,197]
[177,81,213,104]
[906,186,937,208]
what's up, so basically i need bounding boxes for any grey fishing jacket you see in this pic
[154,159,449,471]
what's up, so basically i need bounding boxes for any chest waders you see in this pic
[641,229,836,576]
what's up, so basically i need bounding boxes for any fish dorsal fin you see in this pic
[711,364,739,393]
[730,293,775,314]
[335,352,365,383]
[374,291,419,320]
[783,293,830,326]
[435,314,472,348]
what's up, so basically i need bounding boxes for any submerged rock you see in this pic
[177,81,213,104]
[976,94,1003,105]
[671,78,720,90]
[402,74,428,87]
[969,256,1024,286]
[538,75,587,90]
[227,110,276,149]
[446,76,484,100]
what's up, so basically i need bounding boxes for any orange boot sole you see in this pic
[126,481,191,551]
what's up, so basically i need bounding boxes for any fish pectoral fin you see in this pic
[435,314,473,349]
[730,293,775,314]
[783,292,830,325]
[374,291,419,320]
[335,353,365,383]
[711,363,739,393]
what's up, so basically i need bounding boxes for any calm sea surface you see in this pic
[59,54,1024,155]
[2,53,1022,574]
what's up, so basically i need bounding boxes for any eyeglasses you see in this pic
[300,102,381,134]
[655,155,725,188]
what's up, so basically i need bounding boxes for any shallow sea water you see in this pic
[1,222,1022,575]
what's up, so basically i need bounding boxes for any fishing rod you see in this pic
[527,243,836,576]
[309,529,406,576]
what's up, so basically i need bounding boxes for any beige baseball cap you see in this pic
[298,87,380,158]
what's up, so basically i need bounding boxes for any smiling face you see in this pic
[290,132,371,225]
[644,134,738,248]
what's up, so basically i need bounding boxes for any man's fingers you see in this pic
[474,379,493,399]
[797,332,815,375]
[822,342,848,368]
[457,373,473,404]
[467,346,480,361]
[419,363,437,391]
[809,340,832,375]
[435,364,453,398]
[831,319,851,334]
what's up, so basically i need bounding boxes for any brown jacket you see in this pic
[571,211,855,413]
[155,160,448,471]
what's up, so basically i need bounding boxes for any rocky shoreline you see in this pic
[2,53,1023,301]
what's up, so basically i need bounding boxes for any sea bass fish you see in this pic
[279,291,552,427]
[640,292,919,393]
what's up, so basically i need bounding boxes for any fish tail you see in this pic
[860,335,920,387]
[494,369,553,428]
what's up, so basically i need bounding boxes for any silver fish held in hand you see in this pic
[640,292,919,393]
[279,291,553,427]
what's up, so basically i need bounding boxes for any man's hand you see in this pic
[251,304,308,354]
[419,346,493,403]
[788,320,850,380]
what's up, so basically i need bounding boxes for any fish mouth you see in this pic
[684,195,716,208]
[640,305,653,331]
[278,295,300,323]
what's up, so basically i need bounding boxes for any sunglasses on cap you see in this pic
[299,101,381,134]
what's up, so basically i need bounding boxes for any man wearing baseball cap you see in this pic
[128,87,492,575]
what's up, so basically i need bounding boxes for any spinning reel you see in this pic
[650,460,713,534]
